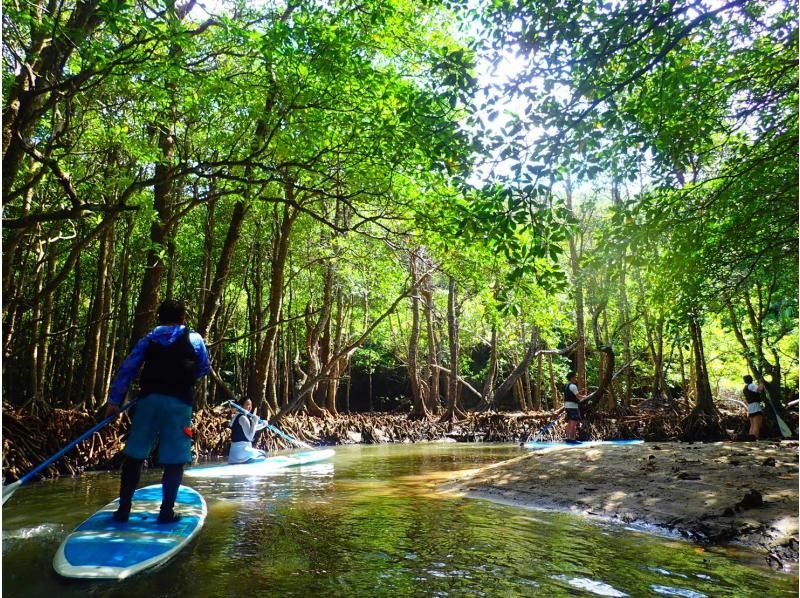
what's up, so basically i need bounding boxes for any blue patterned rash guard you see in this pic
[108,325,211,406]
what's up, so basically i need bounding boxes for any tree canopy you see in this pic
[3,0,797,430]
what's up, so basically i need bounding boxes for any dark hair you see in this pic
[157,299,186,324]
[743,375,754,384]
[567,371,577,380]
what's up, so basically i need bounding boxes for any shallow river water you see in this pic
[2,443,796,597]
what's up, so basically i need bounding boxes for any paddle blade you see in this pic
[2,480,22,505]
[777,416,792,438]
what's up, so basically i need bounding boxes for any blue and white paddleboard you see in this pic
[184,448,335,479]
[524,439,644,450]
[53,484,206,580]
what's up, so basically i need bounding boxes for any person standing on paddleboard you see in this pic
[228,398,268,464]
[105,299,211,524]
[564,371,585,443]
[743,374,765,440]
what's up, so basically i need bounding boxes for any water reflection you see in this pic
[1,444,796,598]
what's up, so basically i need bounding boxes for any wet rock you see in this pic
[761,457,776,467]
[737,489,764,510]
[676,471,701,480]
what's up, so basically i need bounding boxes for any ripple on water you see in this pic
[552,574,629,597]
[646,566,689,579]
[650,584,708,597]
[2,523,64,544]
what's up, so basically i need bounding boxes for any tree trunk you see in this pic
[325,288,345,416]
[678,341,689,411]
[80,227,112,409]
[95,224,115,403]
[248,198,299,411]
[565,176,586,391]
[408,253,430,419]
[441,277,465,421]
[198,201,248,337]
[422,275,440,413]
[129,129,176,346]
[481,324,498,408]
[36,251,57,404]
[489,329,540,407]
[548,353,558,408]
[684,313,723,440]
[522,368,533,411]
[534,353,543,410]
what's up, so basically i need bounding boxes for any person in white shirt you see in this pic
[742,375,765,440]
[228,399,269,463]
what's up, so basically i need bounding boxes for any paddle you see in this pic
[226,400,314,450]
[2,398,140,505]
[526,408,565,443]
[763,384,792,439]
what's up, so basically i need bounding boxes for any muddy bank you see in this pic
[442,440,799,571]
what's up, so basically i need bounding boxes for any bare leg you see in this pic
[566,420,577,440]
[752,414,762,440]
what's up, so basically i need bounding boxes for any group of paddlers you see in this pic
[560,372,777,443]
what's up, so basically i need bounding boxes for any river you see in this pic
[2,443,795,596]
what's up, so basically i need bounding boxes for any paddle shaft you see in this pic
[529,408,565,442]
[4,398,139,502]
[227,401,313,449]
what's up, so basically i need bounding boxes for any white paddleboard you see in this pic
[53,484,206,580]
[184,448,335,479]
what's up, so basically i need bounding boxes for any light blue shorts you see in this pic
[123,393,193,464]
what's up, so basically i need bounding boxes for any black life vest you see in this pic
[564,382,578,404]
[230,414,251,443]
[743,384,761,404]
[138,328,198,405]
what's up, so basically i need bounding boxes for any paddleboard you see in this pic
[524,439,644,450]
[184,448,335,479]
[53,484,206,580]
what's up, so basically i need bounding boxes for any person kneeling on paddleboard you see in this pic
[564,371,585,444]
[105,299,211,524]
[228,398,268,464]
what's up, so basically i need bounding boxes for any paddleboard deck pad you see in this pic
[524,439,644,450]
[53,484,206,580]
[184,448,335,479]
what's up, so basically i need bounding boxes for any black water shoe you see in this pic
[112,507,130,523]
[156,512,182,524]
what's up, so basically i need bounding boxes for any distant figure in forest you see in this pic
[743,374,765,440]
[228,398,268,464]
[105,299,211,524]
[564,371,584,443]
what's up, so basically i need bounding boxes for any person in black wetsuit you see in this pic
[104,299,210,524]
[564,371,584,443]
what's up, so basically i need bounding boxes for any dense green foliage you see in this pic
[3,0,797,426]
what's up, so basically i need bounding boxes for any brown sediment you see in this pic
[440,440,799,572]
